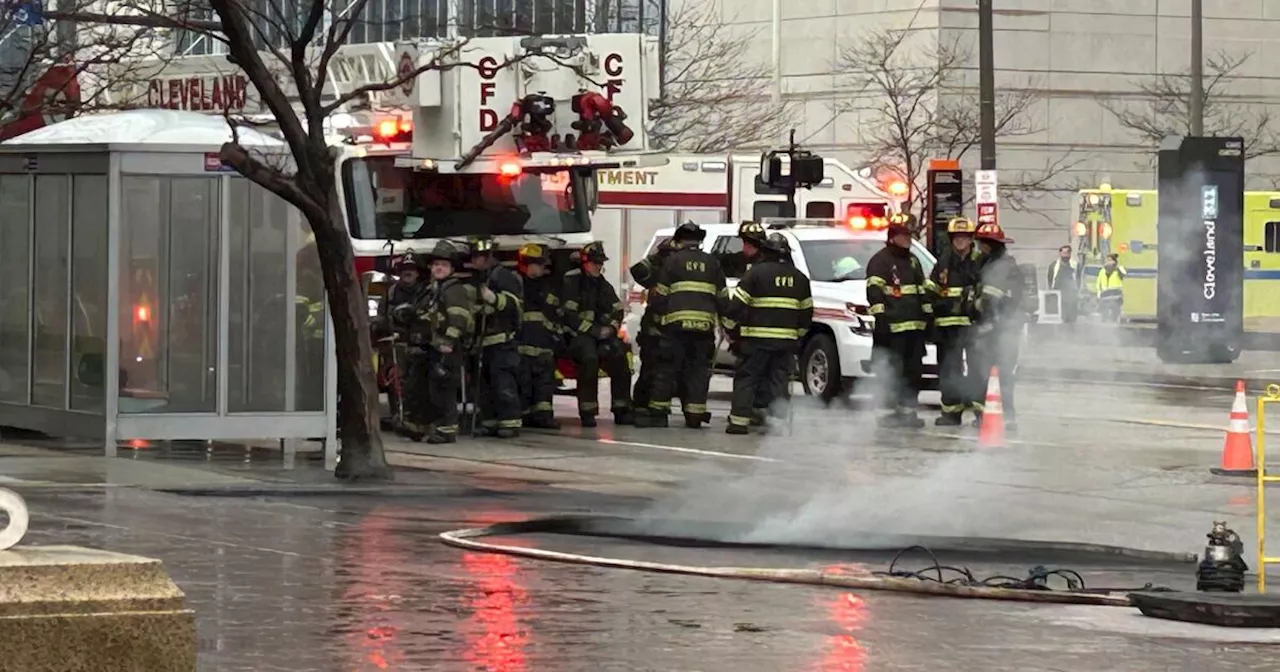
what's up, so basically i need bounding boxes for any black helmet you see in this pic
[468,235,496,257]
[766,232,791,258]
[580,241,608,264]
[394,251,421,272]
[674,221,706,243]
[738,221,767,246]
[425,240,464,264]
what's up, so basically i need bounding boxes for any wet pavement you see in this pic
[5,378,1280,669]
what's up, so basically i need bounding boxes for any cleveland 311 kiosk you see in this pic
[1156,136,1245,364]
[0,111,338,468]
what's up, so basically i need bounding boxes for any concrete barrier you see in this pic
[0,496,196,672]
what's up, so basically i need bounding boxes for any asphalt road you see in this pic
[7,377,1280,671]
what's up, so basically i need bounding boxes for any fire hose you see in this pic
[439,515,1190,607]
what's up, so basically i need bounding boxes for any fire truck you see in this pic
[589,153,898,288]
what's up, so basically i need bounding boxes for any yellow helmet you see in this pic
[888,213,913,226]
[947,217,976,234]
[518,243,547,262]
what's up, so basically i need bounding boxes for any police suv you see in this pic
[624,219,940,398]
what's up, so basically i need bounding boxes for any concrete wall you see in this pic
[693,0,1280,263]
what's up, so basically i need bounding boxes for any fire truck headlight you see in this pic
[1073,221,1087,237]
[1098,222,1113,240]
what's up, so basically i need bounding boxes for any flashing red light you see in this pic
[849,216,868,229]
[499,162,522,177]
[1097,221,1113,239]
[374,118,412,142]
[888,180,909,196]
[377,119,397,137]
[135,305,150,322]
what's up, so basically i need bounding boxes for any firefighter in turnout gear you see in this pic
[415,240,478,444]
[378,254,426,433]
[721,221,773,426]
[464,237,524,438]
[630,237,680,427]
[723,229,813,435]
[562,241,632,427]
[762,232,797,411]
[928,217,983,426]
[648,222,727,429]
[971,222,1026,430]
[515,243,563,430]
[866,214,932,428]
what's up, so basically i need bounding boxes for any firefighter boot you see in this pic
[425,431,456,444]
[525,415,561,430]
[684,413,703,429]
[750,409,767,426]
[632,408,652,428]
[934,412,963,426]
[614,410,636,426]
[725,423,749,435]
[580,415,598,428]
[647,413,669,428]
[472,426,495,438]
[495,427,520,439]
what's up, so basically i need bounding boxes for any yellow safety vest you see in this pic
[1097,266,1124,299]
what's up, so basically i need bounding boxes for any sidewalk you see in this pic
[1021,326,1280,391]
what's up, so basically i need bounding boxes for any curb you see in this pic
[152,484,513,498]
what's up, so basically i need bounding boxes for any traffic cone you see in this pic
[978,367,1005,448]
[1211,380,1257,477]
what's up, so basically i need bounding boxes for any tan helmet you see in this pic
[947,217,976,234]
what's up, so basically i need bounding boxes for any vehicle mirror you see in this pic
[583,171,599,213]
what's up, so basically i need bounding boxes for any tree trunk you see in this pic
[312,193,393,482]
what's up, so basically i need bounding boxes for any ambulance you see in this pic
[1072,184,1280,319]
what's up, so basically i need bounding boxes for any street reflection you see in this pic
[336,507,408,671]
[816,592,868,672]
[462,551,531,671]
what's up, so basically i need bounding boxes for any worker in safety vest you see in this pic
[928,216,983,425]
[515,243,563,430]
[1096,253,1125,323]
[1046,245,1078,323]
[647,222,726,429]
[971,222,1027,431]
[865,214,932,428]
[561,241,632,427]
[722,230,812,434]
[629,237,680,427]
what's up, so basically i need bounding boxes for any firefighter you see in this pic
[379,254,425,432]
[464,237,524,438]
[1096,253,1125,322]
[648,222,726,429]
[415,240,478,444]
[515,243,562,430]
[865,214,931,428]
[723,230,813,434]
[928,217,983,426]
[971,222,1027,431]
[561,241,632,427]
[629,237,679,427]
[295,233,326,412]
[762,232,797,410]
[721,221,772,426]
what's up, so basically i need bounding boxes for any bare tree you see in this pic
[647,2,795,152]
[0,1,171,139]
[1099,51,1280,160]
[835,28,1074,224]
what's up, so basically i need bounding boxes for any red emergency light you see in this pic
[846,203,889,230]
[499,162,522,177]
[135,305,150,323]
[374,118,412,143]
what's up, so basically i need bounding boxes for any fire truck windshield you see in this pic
[342,155,592,240]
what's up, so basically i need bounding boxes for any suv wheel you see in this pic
[800,333,839,397]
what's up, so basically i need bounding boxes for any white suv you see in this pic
[623,221,939,398]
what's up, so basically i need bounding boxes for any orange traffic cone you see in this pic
[978,367,1005,448]
[1211,380,1257,477]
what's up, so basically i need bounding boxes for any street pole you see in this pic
[978,0,996,170]
[1190,0,1204,136]
[657,0,668,95]
[771,0,782,104]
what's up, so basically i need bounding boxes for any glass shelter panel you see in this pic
[0,175,30,403]
[70,175,108,412]
[227,178,291,412]
[119,176,220,413]
[31,175,68,408]
[295,217,325,412]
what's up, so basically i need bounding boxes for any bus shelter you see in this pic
[0,111,336,468]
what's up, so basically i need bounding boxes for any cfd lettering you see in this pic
[478,56,500,132]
